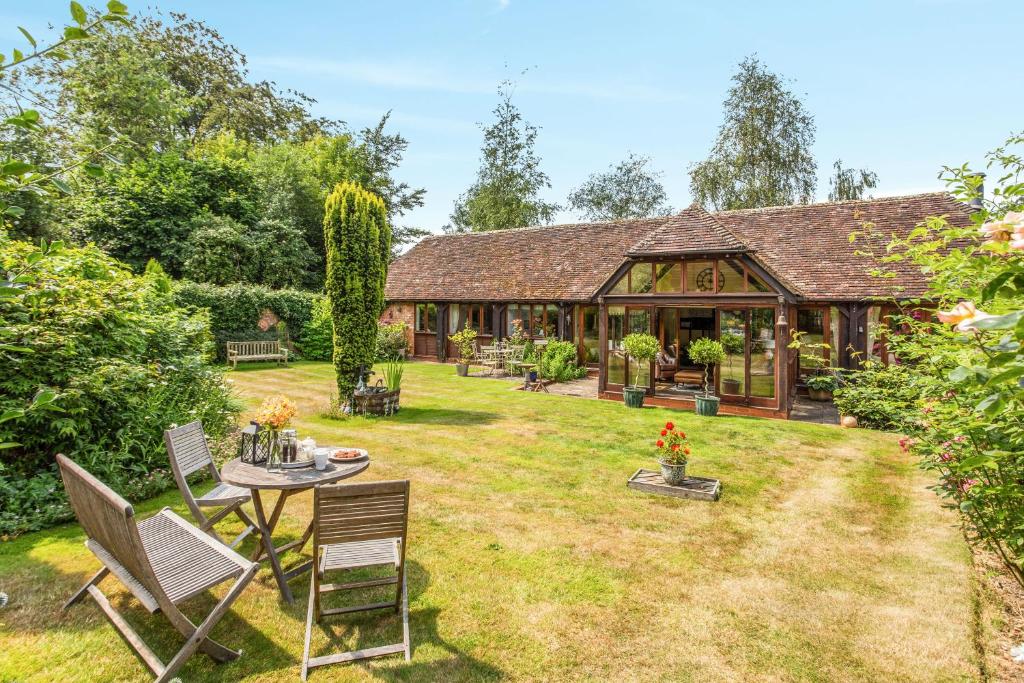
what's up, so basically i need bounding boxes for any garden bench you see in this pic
[225,340,289,369]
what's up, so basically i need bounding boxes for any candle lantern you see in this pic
[239,421,272,465]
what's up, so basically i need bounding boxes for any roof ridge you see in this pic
[715,191,956,215]
[693,203,749,249]
[421,215,672,240]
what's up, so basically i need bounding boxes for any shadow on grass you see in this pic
[394,407,500,426]
[308,560,505,681]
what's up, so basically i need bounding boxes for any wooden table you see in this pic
[220,455,369,603]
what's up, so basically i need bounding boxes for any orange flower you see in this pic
[936,301,993,332]
[254,395,297,430]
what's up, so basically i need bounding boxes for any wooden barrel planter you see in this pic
[352,389,401,416]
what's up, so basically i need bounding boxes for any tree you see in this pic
[181,211,251,284]
[689,56,817,211]
[448,83,558,232]
[828,159,879,202]
[568,153,673,220]
[323,182,391,403]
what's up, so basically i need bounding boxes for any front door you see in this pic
[717,307,778,408]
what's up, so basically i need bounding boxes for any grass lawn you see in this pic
[0,360,986,681]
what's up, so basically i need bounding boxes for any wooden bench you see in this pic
[226,341,289,369]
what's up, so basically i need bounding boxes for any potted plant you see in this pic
[720,331,744,395]
[448,324,477,376]
[688,337,726,416]
[621,332,659,408]
[806,373,838,402]
[655,420,691,485]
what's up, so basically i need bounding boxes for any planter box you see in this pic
[352,388,401,416]
[627,468,721,501]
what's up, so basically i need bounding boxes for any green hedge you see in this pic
[173,281,321,361]
[1,242,239,536]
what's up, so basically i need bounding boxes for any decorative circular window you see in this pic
[695,267,724,292]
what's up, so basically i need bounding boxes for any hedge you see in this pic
[173,281,321,360]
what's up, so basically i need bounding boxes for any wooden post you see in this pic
[775,298,789,415]
[598,299,608,393]
[436,303,448,362]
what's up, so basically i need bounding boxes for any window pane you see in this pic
[508,304,528,337]
[449,305,462,332]
[610,270,629,294]
[581,306,599,364]
[867,306,882,363]
[482,305,493,335]
[531,305,545,337]
[655,263,681,293]
[719,259,745,293]
[426,303,437,333]
[608,306,626,384]
[719,310,746,396]
[797,308,826,372]
[628,263,653,294]
[829,306,841,367]
[750,308,776,398]
[686,260,717,293]
[546,304,559,338]
[747,270,771,292]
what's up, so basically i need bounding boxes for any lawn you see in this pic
[0,361,986,681]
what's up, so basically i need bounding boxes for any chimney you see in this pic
[968,171,985,209]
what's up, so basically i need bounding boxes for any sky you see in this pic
[5,0,1024,237]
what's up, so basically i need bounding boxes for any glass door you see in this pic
[717,307,778,407]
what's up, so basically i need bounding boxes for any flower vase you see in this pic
[266,430,283,472]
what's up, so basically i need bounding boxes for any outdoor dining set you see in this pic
[56,420,409,682]
[474,338,548,377]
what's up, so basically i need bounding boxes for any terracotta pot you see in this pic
[808,388,833,402]
[722,378,741,395]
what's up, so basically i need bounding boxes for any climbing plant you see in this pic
[323,181,391,403]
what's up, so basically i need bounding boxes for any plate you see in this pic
[328,447,369,464]
[281,458,315,469]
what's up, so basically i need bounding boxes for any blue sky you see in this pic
[6,1,1024,235]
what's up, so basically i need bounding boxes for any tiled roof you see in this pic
[384,218,666,302]
[627,204,747,256]
[716,192,975,300]
[385,192,976,303]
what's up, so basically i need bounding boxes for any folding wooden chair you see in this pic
[57,454,259,683]
[302,480,411,680]
[165,421,258,549]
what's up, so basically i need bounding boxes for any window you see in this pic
[482,306,493,335]
[508,304,530,336]
[797,308,827,372]
[719,310,746,396]
[628,263,653,294]
[415,303,437,333]
[719,259,745,293]
[608,306,626,385]
[579,305,599,364]
[750,308,776,398]
[655,263,682,293]
[686,260,717,293]
[747,270,771,292]
[545,303,559,337]
[610,271,629,294]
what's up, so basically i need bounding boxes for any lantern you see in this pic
[239,421,272,465]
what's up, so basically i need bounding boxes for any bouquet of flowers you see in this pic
[254,395,297,430]
[655,421,690,465]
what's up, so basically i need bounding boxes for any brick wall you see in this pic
[380,302,416,351]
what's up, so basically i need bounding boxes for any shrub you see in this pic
[805,374,839,393]
[623,333,659,387]
[832,361,922,431]
[296,296,333,361]
[172,280,319,360]
[538,340,586,382]
[448,325,478,364]
[688,338,725,396]
[0,241,240,536]
[324,182,391,401]
[376,321,408,360]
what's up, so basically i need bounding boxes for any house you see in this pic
[382,192,975,418]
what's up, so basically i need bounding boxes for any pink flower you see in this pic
[953,435,968,443]
[898,436,914,453]
[939,451,953,462]
[958,478,978,494]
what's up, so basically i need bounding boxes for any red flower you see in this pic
[656,440,664,448]
[660,429,668,436]
[684,447,690,455]
[679,431,686,439]
[665,421,675,431]
[671,444,680,451]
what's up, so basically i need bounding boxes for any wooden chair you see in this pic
[165,421,258,549]
[57,454,259,683]
[302,480,411,680]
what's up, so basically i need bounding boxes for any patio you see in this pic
[0,361,990,681]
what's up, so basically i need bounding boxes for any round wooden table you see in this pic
[221,455,369,603]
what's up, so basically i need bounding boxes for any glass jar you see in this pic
[281,429,298,463]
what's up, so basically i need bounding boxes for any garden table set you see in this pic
[57,418,412,681]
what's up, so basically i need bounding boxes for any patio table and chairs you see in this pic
[58,415,415,679]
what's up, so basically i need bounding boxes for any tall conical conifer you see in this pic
[323,181,391,402]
